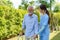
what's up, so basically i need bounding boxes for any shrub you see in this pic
[0,5,27,40]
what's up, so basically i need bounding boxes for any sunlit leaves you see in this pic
[0,5,27,39]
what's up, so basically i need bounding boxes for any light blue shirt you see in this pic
[39,14,50,36]
[22,14,38,37]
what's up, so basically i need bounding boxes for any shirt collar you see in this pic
[28,14,34,18]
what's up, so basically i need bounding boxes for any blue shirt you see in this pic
[22,14,38,37]
[39,14,50,36]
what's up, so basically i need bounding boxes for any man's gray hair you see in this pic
[27,6,34,10]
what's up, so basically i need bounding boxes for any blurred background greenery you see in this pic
[0,0,60,40]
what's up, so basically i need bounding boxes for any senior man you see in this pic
[22,6,38,40]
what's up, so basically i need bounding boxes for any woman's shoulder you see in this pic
[44,14,49,18]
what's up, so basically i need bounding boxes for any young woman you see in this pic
[39,4,50,40]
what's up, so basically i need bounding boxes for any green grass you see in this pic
[51,32,60,40]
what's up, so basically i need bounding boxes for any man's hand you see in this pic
[33,35,38,39]
[19,30,24,36]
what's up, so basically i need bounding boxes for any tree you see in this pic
[19,0,35,10]
[0,0,13,7]
[19,0,28,10]
[54,4,60,12]
[38,0,55,10]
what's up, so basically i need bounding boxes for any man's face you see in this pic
[28,6,34,15]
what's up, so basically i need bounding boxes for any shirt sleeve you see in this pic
[39,16,49,33]
[22,16,26,30]
[34,16,39,35]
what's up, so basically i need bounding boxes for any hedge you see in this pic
[0,5,27,40]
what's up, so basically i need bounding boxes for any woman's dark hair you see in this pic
[40,4,50,24]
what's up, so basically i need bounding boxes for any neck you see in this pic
[29,14,33,16]
[43,12,46,15]
[29,12,33,16]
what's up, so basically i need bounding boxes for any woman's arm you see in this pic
[39,16,49,33]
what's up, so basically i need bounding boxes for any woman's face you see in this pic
[40,8,45,14]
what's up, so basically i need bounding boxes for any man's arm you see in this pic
[33,16,38,38]
[22,16,26,30]
[35,16,39,35]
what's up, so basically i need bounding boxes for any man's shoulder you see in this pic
[24,14,28,17]
[33,14,38,18]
